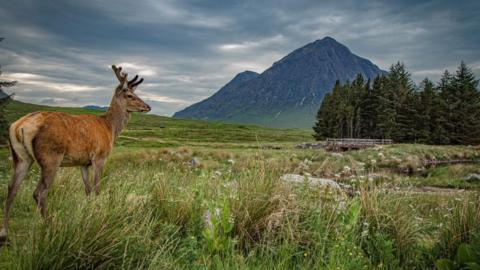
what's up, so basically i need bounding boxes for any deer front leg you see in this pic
[81,166,92,195]
[93,159,106,195]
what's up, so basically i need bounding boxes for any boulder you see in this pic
[281,174,340,189]
[464,173,480,182]
[189,157,201,167]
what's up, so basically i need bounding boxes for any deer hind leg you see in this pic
[81,166,92,196]
[33,154,62,219]
[93,159,106,195]
[0,146,33,243]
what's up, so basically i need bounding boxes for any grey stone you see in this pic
[281,174,340,189]
[189,157,201,167]
[464,173,480,182]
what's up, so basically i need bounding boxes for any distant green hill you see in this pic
[5,100,313,148]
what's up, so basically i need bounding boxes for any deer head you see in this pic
[111,65,151,113]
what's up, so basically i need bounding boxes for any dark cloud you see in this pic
[0,0,479,116]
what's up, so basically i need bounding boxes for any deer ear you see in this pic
[115,82,129,94]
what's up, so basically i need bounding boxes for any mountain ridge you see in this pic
[174,37,386,128]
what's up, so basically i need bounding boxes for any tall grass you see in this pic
[0,146,479,269]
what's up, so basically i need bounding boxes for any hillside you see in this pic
[4,100,313,148]
[174,37,385,128]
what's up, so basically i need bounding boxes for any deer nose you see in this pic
[145,104,151,112]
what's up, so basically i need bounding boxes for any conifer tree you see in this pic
[360,78,375,138]
[351,74,365,138]
[312,93,332,139]
[451,62,480,144]
[416,78,435,143]
[313,80,342,139]
[0,38,16,145]
[374,75,395,139]
[387,62,416,142]
[436,70,455,144]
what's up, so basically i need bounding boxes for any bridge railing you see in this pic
[326,138,393,146]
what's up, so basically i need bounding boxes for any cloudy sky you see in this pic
[0,0,479,116]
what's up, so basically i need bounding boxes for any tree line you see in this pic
[313,62,480,145]
[0,38,16,145]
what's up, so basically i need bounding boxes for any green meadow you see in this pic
[1,101,479,269]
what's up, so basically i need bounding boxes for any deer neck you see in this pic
[104,97,129,138]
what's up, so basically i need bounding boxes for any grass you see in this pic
[4,101,312,146]
[0,101,480,269]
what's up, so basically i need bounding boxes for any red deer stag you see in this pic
[0,65,151,243]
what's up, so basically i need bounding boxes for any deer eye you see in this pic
[126,94,134,99]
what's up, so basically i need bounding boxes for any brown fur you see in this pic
[0,65,150,243]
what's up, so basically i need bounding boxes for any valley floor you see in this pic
[0,139,479,269]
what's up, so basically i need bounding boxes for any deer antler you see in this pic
[128,75,139,85]
[130,78,144,88]
[112,65,127,84]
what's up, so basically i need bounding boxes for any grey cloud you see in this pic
[0,0,479,116]
[40,98,60,104]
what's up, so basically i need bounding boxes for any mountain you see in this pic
[82,105,108,111]
[173,37,386,128]
[0,89,9,99]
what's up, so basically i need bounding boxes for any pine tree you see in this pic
[436,70,455,144]
[313,93,332,140]
[386,62,416,142]
[313,80,341,140]
[0,38,16,145]
[416,78,435,143]
[333,81,347,138]
[359,78,375,138]
[451,62,480,144]
[350,74,366,138]
[374,75,395,139]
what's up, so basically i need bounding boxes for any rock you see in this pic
[227,159,235,164]
[342,165,351,174]
[366,173,388,182]
[330,152,343,158]
[464,173,480,182]
[280,174,340,189]
[294,142,324,149]
[189,157,201,167]
[303,159,313,166]
[296,159,313,171]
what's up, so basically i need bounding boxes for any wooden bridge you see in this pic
[326,138,393,152]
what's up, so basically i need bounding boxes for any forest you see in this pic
[313,62,480,145]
